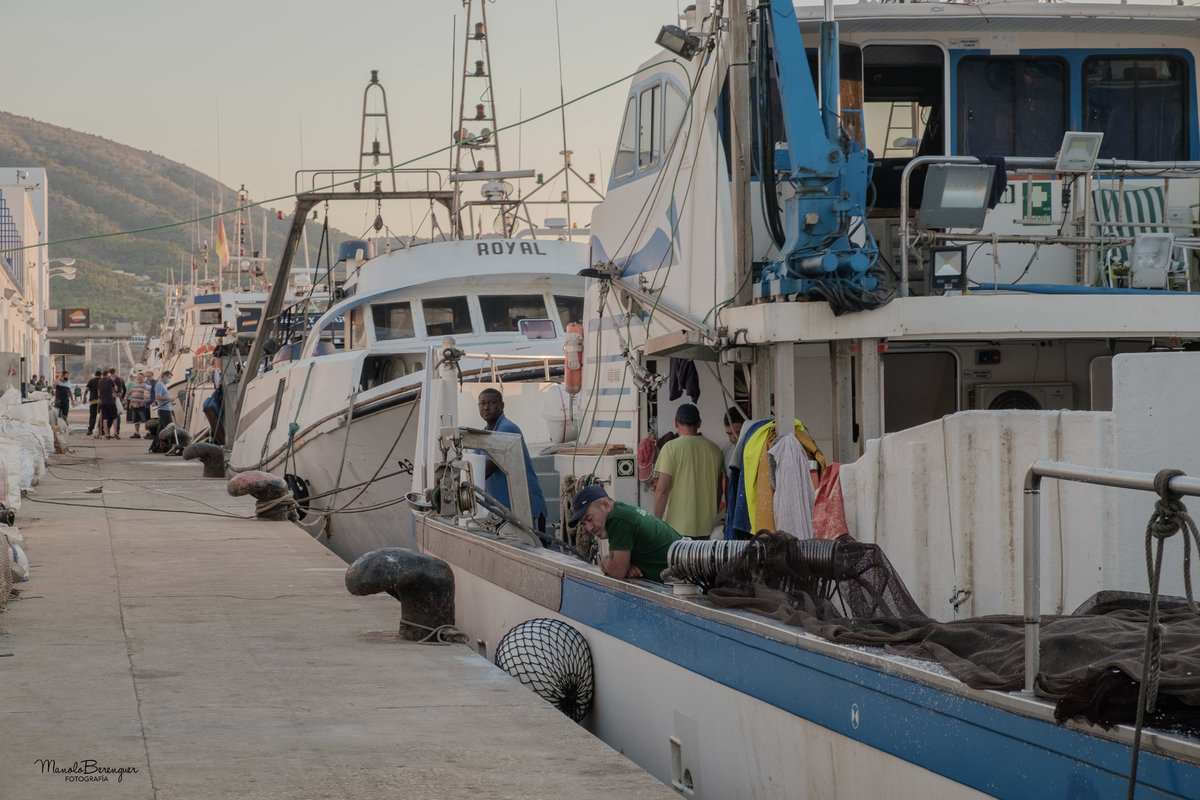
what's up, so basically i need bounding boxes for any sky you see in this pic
[4,0,683,238]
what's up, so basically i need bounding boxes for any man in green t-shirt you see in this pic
[570,485,681,582]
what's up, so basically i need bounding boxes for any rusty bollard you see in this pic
[345,548,456,642]
[227,470,295,520]
[183,442,226,478]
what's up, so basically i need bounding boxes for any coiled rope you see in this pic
[1127,469,1200,800]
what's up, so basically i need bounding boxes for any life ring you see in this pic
[563,321,583,396]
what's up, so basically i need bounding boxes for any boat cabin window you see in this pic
[1084,55,1188,161]
[372,301,415,341]
[347,307,367,351]
[639,84,661,171]
[480,294,549,333]
[958,57,1068,158]
[613,80,685,186]
[861,44,945,209]
[198,308,221,325]
[422,296,473,337]
[614,96,638,181]
[554,295,583,328]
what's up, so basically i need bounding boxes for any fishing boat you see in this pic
[142,186,324,438]
[400,1,1200,796]
[227,4,599,562]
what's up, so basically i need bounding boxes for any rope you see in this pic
[396,618,468,645]
[1126,468,1200,800]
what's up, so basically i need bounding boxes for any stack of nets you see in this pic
[0,532,11,613]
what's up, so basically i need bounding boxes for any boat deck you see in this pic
[0,412,675,799]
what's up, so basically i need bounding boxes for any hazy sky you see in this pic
[5,0,681,237]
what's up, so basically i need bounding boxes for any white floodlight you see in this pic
[1055,132,1104,173]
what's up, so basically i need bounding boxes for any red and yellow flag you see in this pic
[216,216,231,268]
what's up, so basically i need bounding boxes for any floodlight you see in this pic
[656,25,701,59]
[1055,132,1104,173]
[1130,233,1174,289]
[917,164,995,230]
[929,246,968,294]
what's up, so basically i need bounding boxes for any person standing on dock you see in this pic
[570,485,681,582]
[83,369,102,437]
[652,403,724,539]
[53,371,73,420]
[126,372,150,438]
[108,368,126,438]
[97,369,119,439]
[477,388,548,532]
[151,371,174,428]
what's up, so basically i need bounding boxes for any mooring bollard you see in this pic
[345,548,456,642]
[182,442,226,478]
[227,470,295,520]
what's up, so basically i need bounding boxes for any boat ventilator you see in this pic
[494,618,595,722]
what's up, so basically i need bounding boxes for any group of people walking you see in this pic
[51,368,174,440]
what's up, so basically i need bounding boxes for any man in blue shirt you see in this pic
[477,388,548,531]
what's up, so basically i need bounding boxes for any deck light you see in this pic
[656,25,701,60]
[917,163,995,230]
[1055,132,1104,173]
[1130,233,1174,289]
[929,245,968,294]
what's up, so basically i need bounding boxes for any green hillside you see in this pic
[0,111,350,331]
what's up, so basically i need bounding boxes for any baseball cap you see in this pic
[569,484,609,524]
[675,403,700,425]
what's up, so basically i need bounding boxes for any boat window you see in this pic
[958,57,1068,157]
[372,301,415,340]
[664,84,689,145]
[1083,55,1188,161]
[347,307,367,351]
[639,83,661,171]
[198,309,221,325]
[860,44,945,210]
[480,294,549,332]
[614,96,638,180]
[554,295,583,328]
[422,296,473,337]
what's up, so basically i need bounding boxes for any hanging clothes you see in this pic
[812,462,849,540]
[668,357,700,402]
[769,434,816,539]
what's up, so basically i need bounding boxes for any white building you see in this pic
[0,168,50,382]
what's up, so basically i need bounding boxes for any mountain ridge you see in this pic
[0,111,346,331]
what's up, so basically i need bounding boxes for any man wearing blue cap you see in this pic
[570,485,681,582]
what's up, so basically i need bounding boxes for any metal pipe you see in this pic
[1021,460,1200,694]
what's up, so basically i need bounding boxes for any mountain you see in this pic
[0,111,351,331]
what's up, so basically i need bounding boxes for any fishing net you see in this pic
[494,618,594,722]
[706,532,1200,732]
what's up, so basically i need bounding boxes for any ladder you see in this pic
[358,70,397,192]
[881,101,920,158]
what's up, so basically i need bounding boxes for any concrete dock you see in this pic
[0,423,676,799]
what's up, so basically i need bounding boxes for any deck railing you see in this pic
[1022,460,1200,693]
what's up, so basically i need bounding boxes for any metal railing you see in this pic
[1022,460,1200,693]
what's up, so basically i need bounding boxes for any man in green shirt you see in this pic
[653,403,724,539]
[570,485,681,582]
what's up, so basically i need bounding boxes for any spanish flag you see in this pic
[216,215,231,268]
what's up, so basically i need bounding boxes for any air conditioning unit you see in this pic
[973,382,1074,410]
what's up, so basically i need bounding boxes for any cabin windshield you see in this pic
[422,296,473,338]
[1083,54,1188,161]
[372,301,416,341]
[479,294,549,333]
[957,56,1068,158]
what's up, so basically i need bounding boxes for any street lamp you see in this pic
[48,267,77,280]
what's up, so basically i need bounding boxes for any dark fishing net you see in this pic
[707,533,1200,732]
[494,618,595,722]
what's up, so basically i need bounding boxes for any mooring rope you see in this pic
[1127,468,1200,800]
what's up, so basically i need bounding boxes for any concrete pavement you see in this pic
[0,422,676,799]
